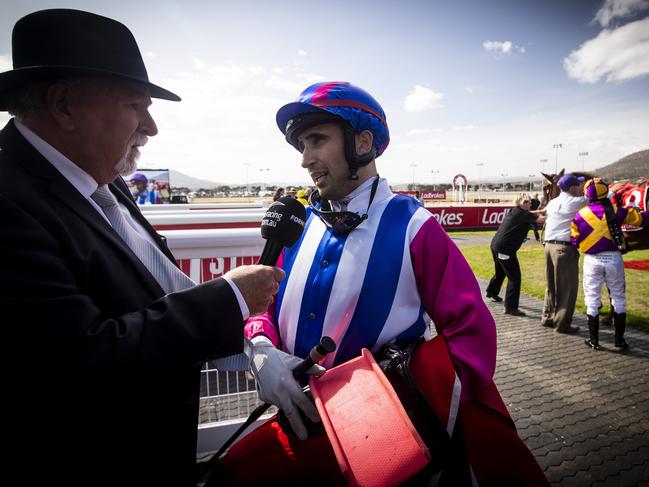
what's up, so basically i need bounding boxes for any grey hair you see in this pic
[5,78,91,121]
[4,82,54,121]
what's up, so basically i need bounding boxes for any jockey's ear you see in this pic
[558,168,565,177]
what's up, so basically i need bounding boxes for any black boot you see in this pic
[614,312,629,349]
[585,314,600,350]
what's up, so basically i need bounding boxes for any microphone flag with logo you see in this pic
[258,196,306,265]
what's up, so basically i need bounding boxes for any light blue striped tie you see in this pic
[91,185,195,294]
[92,185,250,370]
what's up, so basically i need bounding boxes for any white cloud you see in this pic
[407,128,429,137]
[145,51,157,60]
[564,17,649,83]
[265,76,305,93]
[404,85,444,112]
[406,128,443,137]
[298,49,307,56]
[464,86,474,94]
[453,125,477,131]
[134,60,326,184]
[483,40,525,55]
[594,0,649,27]
[0,54,11,72]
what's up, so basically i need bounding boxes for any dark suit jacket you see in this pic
[0,120,244,485]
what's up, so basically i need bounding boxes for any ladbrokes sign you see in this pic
[428,206,512,229]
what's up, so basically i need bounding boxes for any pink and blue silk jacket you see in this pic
[571,202,649,254]
[245,179,496,401]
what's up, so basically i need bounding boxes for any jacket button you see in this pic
[309,313,316,320]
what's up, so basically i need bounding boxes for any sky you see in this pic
[1,0,648,187]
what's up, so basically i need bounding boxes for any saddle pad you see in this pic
[309,348,430,487]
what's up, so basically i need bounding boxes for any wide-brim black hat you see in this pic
[0,8,180,111]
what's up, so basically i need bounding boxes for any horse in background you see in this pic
[539,169,593,209]
[609,178,649,251]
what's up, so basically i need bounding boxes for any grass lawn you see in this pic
[460,242,649,331]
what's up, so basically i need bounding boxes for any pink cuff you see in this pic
[244,313,280,347]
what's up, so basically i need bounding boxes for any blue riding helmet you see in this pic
[130,172,148,183]
[276,81,390,179]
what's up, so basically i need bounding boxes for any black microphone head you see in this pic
[317,336,337,354]
[261,196,307,247]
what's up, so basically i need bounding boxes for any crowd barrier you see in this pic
[139,207,267,217]
[151,204,514,232]
[149,211,266,231]
[140,201,266,212]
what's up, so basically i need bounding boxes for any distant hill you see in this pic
[168,169,222,190]
[596,149,649,181]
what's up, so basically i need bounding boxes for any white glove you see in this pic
[245,337,325,440]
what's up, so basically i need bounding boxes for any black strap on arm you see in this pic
[602,199,626,252]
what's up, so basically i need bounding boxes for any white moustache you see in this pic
[132,135,148,148]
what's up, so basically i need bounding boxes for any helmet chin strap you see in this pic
[341,123,375,180]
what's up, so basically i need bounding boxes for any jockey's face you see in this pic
[298,123,353,200]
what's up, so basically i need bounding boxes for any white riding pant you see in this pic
[583,251,626,316]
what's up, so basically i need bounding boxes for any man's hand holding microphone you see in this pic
[226,264,284,316]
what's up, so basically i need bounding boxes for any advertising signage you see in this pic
[125,168,170,205]
[397,190,446,200]
[427,206,512,229]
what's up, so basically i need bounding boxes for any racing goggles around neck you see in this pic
[308,176,379,236]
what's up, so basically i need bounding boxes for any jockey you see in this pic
[296,189,308,205]
[130,172,159,204]
[571,178,649,350]
[221,81,547,486]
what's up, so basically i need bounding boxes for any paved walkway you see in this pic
[479,281,649,486]
[450,232,649,485]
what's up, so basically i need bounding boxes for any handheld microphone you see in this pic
[258,196,307,265]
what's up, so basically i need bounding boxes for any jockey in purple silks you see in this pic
[572,177,649,351]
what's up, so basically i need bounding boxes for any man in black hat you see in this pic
[0,9,283,485]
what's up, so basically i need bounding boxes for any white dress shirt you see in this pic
[543,190,587,242]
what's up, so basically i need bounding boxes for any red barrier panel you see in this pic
[426,206,512,229]
[177,255,260,283]
[156,221,260,230]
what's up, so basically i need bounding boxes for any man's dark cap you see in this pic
[558,173,585,192]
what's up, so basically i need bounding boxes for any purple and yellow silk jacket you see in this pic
[571,202,649,254]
